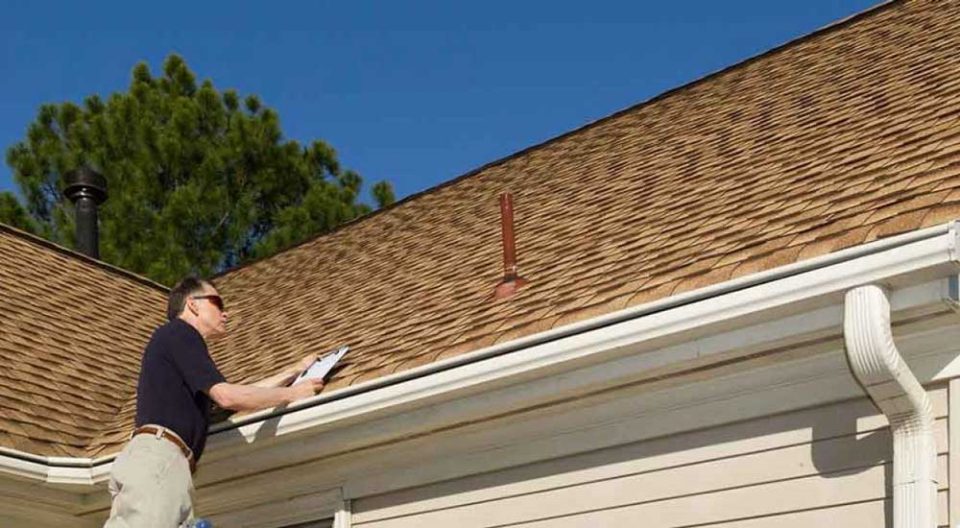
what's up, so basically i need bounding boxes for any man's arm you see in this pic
[209,378,324,412]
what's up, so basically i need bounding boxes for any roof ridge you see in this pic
[0,222,169,293]
[212,0,901,282]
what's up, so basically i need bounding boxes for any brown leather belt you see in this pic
[133,425,196,473]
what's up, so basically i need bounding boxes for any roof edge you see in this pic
[212,0,900,281]
[0,222,169,293]
[208,219,957,433]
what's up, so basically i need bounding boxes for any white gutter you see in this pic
[3,220,959,484]
[0,448,113,482]
[214,221,958,432]
[844,285,938,528]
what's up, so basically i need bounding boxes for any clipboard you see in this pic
[292,345,349,384]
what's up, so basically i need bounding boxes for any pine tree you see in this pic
[0,54,395,285]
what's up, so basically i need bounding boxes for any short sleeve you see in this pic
[167,331,227,395]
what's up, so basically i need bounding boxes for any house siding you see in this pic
[352,385,949,528]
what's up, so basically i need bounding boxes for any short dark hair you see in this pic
[168,276,216,321]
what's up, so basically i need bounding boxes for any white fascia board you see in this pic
[4,222,960,487]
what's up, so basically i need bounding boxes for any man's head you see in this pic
[168,276,227,339]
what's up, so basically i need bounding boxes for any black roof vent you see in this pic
[63,166,108,259]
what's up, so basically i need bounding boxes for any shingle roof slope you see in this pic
[5,0,960,458]
[211,0,960,399]
[0,225,167,457]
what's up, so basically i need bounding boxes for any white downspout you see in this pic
[844,285,938,528]
[333,499,352,528]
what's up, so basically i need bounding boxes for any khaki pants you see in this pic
[104,432,195,528]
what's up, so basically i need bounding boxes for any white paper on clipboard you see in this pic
[293,346,349,384]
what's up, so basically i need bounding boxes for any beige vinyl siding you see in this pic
[353,385,949,528]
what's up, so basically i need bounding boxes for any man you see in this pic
[104,276,325,527]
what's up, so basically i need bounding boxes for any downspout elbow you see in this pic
[844,285,937,528]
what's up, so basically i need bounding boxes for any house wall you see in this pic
[351,384,950,528]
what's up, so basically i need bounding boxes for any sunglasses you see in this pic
[191,294,225,312]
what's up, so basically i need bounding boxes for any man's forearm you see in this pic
[252,367,299,388]
[213,383,298,412]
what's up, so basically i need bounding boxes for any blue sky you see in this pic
[0,0,879,203]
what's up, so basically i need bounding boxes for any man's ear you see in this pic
[186,298,199,316]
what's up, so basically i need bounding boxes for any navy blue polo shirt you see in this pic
[135,319,226,461]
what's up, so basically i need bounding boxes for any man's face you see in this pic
[189,284,228,338]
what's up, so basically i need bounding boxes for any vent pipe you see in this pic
[63,166,107,259]
[494,192,527,299]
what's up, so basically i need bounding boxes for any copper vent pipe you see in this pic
[494,192,527,299]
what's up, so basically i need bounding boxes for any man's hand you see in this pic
[289,378,325,401]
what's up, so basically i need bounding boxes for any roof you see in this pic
[4,0,960,458]
[0,225,167,457]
